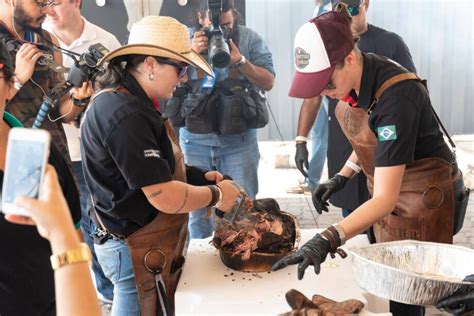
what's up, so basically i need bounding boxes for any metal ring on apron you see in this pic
[144,247,167,274]
[422,185,445,209]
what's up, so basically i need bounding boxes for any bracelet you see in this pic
[13,76,23,91]
[72,96,91,107]
[206,185,218,207]
[50,242,92,270]
[344,160,362,173]
[332,223,346,245]
[214,184,223,209]
[295,136,308,142]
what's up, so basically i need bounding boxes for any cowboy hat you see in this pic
[98,16,213,76]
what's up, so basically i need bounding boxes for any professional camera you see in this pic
[202,0,231,68]
[67,43,108,87]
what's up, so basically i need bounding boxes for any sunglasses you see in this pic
[346,0,365,16]
[34,0,60,10]
[156,58,188,79]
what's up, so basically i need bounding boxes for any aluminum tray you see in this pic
[348,240,474,306]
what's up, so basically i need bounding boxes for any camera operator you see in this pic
[179,0,275,239]
[0,40,81,316]
[42,0,121,309]
[0,0,92,167]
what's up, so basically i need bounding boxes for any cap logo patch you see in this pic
[295,47,311,69]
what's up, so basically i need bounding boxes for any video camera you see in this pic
[32,43,108,128]
[202,0,231,68]
[67,43,108,88]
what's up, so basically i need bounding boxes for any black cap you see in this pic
[0,40,13,79]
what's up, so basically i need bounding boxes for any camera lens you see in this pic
[209,35,230,68]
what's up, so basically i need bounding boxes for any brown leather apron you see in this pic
[334,73,454,244]
[90,88,189,315]
[126,119,188,316]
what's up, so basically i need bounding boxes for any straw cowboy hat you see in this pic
[98,16,213,76]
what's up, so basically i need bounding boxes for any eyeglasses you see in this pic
[156,58,189,79]
[346,0,365,16]
[34,0,61,10]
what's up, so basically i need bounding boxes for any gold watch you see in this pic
[50,243,92,270]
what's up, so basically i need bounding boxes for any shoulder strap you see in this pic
[367,72,456,152]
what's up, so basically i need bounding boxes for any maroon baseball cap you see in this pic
[289,11,354,99]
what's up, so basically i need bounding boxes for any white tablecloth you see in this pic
[176,229,390,315]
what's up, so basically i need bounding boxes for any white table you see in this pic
[176,229,390,315]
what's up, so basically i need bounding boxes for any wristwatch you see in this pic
[50,243,92,270]
[234,55,246,68]
[13,76,24,91]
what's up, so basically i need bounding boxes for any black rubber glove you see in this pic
[436,274,474,315]
[271,234,331,280]
[295,142,309,178]
[312,174,348,214]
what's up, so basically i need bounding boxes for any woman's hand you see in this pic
[215,180,240,212]
[14,43,43,85]
[204,171,223,183]
[5,165,75,242]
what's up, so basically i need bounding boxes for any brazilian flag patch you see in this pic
[377,125,397,141]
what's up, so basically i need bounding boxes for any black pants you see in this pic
[390,300,425,316]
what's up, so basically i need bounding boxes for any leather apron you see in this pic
[334,73,454,244]
[89,87,189,315]
[125,119,188,316]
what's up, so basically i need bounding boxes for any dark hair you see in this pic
[0,41,13,80]
[95,54,148,89]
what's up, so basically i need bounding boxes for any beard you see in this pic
[14,4,45,32]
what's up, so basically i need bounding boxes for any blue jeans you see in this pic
[180,132,260,239]
[94,239,139,316]
[306,101,328,191]
[73,161,114,301]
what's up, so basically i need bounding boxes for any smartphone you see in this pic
[1,128,51,216]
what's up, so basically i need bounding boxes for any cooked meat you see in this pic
[212,199,295,260]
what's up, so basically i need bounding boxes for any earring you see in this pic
[148,73,154,81]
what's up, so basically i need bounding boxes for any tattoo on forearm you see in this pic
[174,185,188,214]
[146,189,163,200]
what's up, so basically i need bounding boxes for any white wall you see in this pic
[246,0,474,140]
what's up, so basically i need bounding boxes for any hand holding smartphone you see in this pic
[2,128,51,216]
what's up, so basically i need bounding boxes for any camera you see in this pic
[202,0,231,68]
[67,43,109,87]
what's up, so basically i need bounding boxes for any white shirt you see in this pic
[43,18,121,161]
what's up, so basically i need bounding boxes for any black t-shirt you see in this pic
[358,53,452,166]
[0,139,81,315]
[81,74,175,237]
[327,23,417,210]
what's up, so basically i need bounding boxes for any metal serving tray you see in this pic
[348,240,474,306]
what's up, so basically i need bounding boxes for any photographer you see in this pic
[178,0,275,239]
[0,40,81,315]
[0,0,91,167]
[43,0,121,308]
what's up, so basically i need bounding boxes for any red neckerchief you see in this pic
[341,94,358,107]
[152,99,160,110]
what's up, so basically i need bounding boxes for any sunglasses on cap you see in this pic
[334,0,365,16]
[34,0,60,9]
[155,58,188,79]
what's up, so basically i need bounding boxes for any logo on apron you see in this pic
[377,125,397,141]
